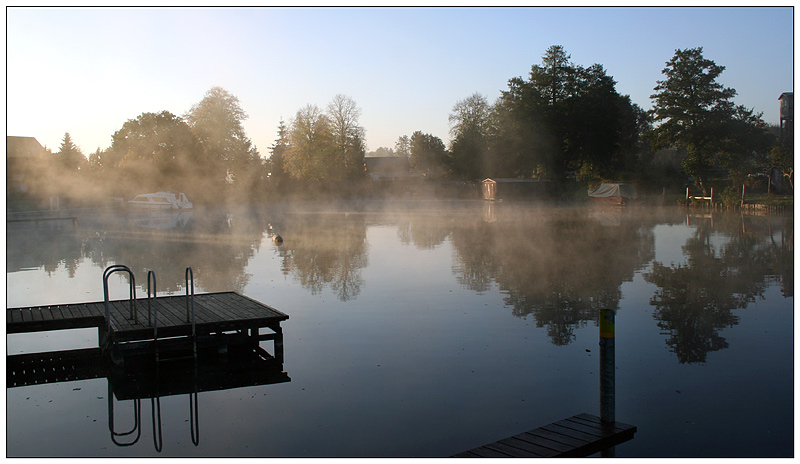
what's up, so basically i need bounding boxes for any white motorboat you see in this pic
[128,192,193,210]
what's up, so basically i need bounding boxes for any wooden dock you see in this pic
[453,413,636,458]
[7,344,290,393]
[7,292,288,363]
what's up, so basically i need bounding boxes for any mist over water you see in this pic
[6,201,793,457]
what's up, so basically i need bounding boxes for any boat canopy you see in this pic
[588,183,637,200]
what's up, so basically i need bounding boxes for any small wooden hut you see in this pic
[481,178,554,201]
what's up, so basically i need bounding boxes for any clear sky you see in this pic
[7,5,795,159]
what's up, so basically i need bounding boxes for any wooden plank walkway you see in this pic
[7,302,105,333]
[453,413,636,458]
[7,292,288,362]
[8,291,287,337]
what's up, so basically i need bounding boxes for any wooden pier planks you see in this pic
[453,413,636,458]
[7,304,104,333]
[7,292,288,341]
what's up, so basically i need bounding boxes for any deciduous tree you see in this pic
[716,105,773,187]
[185,87,261,187]
[394,135,411,158]
[449,93,491,180]
[327,94,366,180]
[284,104,334,181]
[768,139,793,190]
[409,131,448,178]
[107,111,206,198]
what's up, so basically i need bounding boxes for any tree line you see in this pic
[20,86,264,206]
[390,45,791,197]
[18,45,792,208]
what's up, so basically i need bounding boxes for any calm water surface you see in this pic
[6,201,793,457]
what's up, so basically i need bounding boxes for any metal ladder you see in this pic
[147,270,160,362]
[102,264,137,351]
[185,267,197,360]
[104,264,200,451]
[102,265,198,362]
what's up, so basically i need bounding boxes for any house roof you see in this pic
[364,156,410,173]
[7,136,45,159]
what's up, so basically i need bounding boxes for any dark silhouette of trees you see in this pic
[394,135,411,159]
[769,143,794,191]
[649,47,771,196]
[767,124,793,191]
[492,45,644,182]
[56,132,85,173]
[448,93,491,180]
[268,119,291,189]
[105,111,208,201]
[409,131,448,178]
[17,47,787,207]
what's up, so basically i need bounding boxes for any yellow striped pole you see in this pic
[600,309,616,424]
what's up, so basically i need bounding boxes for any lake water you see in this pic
[6,201,794,457]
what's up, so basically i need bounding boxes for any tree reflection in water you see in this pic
[450,205,656,346]
[274,212,368,302]
[7,204,792,364]
[644,213,793,364]
[447,206,792,361]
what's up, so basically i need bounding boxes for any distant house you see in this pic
[364,156,420,181]
[481,177,554,201]
[779,92,793,138]
[7,136,46,194]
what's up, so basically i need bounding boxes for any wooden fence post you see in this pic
[741,184,746,207]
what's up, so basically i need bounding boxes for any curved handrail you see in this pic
[185,267,197,360]
[147,270,157,326]
[103,265,137,332]
[185,267,195,324]
[108,382,141,447]
[148,270,159,362]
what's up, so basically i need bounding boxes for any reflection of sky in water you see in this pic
[6,206,793,457]
[652,223,693,266]
[7,263,110,308]
[653,222,737,267]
